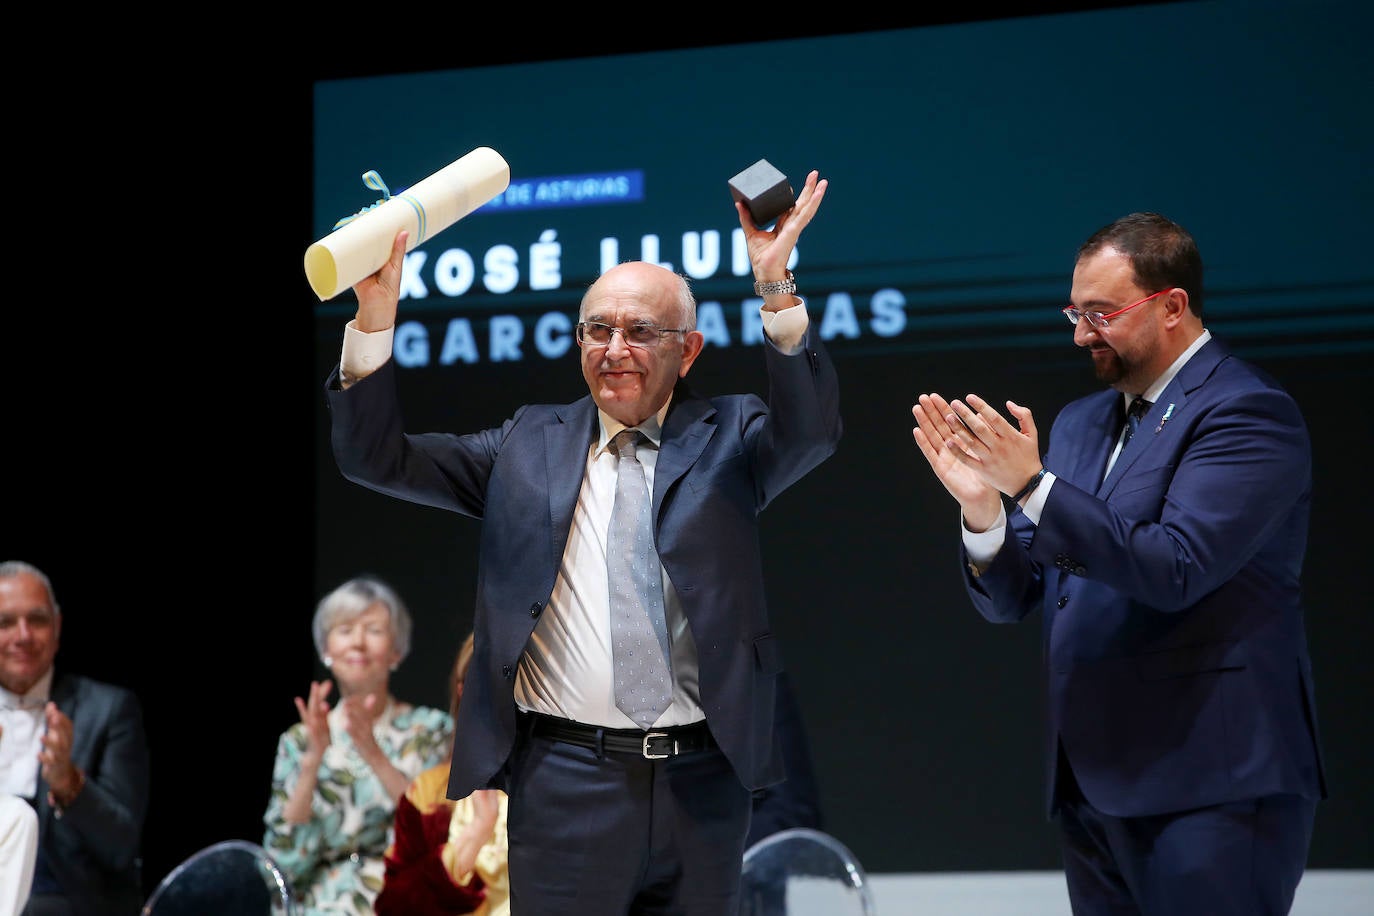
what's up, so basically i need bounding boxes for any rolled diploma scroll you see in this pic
[304,146,511,301]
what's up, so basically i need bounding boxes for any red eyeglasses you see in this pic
[1062,288,1172,330]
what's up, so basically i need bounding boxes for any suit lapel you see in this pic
[51,673,94,767]
[1062,391,1119,495]
[541,386,716,547]
[654,388,716,517]
[1100,397,1163,494]
[545,399,598,572]
[1098,338,1226,496]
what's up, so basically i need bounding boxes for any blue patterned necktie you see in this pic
[606,429,673,729]
[1122,397,1151,447]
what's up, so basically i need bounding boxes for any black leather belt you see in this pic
[522,712,715,759]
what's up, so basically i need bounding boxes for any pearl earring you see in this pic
[322,656,333,668]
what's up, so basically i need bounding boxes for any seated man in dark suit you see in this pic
[0,560,150,916]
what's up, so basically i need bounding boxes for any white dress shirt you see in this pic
[514,405,705,727]
[0,668,52,798]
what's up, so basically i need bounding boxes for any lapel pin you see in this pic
[1155,402,1175,434]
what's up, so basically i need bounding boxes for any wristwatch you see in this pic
[754,270,797,297]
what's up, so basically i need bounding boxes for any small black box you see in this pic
[728,159,794,227]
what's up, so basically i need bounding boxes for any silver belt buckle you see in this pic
[642,731,676,759]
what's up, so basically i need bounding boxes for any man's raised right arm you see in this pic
[339,229,407,389]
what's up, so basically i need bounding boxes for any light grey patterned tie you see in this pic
[607,429,673,729]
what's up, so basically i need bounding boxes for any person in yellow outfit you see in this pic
[375,632,508,916]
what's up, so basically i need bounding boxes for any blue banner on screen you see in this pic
[481,170,645,212]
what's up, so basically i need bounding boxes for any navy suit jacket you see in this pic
[746,670,823,847]
[964,338,1326,819]
[326,334,841,797]
[28,670,149,916]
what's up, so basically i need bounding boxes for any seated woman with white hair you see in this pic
[263,575,453,914]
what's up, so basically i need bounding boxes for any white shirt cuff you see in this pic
[1018,472,1055,525]
[962,505,1008,570]
[340,320,395,386]
[760,298,809,354]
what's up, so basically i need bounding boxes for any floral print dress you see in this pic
[264,699,453,914]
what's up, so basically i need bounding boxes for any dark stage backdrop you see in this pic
[307,0,1372,874]
[8,0,1368,901]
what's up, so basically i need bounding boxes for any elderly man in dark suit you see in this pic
[0,560,150,916]
[911,212,1326,916]
[325,169,838,914]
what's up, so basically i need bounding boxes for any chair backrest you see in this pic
[141,839,295,916]
[740,827,877,916]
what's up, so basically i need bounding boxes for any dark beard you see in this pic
[1091,349,1126,386]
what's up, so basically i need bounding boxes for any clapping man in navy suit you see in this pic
[326,169,838,914]
[910,212,1326,916]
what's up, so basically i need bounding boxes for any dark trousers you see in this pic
[506,725,752,915]
[22,896,77,916]
[1054,755,1317,916]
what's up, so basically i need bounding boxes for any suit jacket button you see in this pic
[1074,564,1087,576]
[1057,596,1069,609]
[529,602,542,618]
[502,665,513,679]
